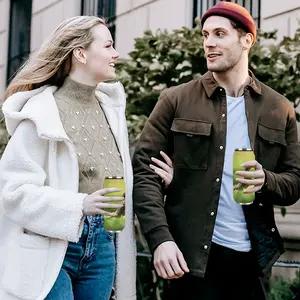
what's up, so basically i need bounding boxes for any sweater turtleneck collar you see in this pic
[54,76,96,102]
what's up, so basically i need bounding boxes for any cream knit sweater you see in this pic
[54,77,124,194]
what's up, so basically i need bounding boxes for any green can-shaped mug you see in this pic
[103,176,126,232]
[233,148,255,205]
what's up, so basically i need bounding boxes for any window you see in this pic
[7,0,32,84]
[81,0,116,42]
[193,0,261,28]
[98,0,116,42]
[81,0,97,15]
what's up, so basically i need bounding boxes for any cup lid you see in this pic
[234,148,253,151]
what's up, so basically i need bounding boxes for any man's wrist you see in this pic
[262,172,268,190]
[146,225,174,253]
[257,170,268,194]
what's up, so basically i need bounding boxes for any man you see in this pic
[132,2,300,300]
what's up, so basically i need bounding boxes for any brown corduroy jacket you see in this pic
[132,71,300,278]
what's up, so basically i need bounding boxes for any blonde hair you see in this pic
[4,16,106,100]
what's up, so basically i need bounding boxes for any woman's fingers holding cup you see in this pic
[96,201,124,217]
[97,202,124,209]
[98,187,121,196]
[96,208,118,217]
[100,196,124,202]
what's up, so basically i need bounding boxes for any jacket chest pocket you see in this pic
[256,123,286,170]
[171,118,212,170]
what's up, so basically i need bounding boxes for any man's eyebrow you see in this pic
[202,27,228,33]
[213,27,227,32]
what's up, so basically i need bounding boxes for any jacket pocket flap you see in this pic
[20,232,50,249]
[171,119,212,136]
[258,123,286,146]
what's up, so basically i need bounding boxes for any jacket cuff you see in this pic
[145,225,174,253]
[261,169,276,193]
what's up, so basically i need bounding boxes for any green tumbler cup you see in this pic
[103,176,126,232]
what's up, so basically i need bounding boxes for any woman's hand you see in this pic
[83,188,124,216]
[150,151,174,187]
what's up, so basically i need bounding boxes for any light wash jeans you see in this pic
[46,216,115,300]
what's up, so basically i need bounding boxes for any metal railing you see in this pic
[274,260,300,268]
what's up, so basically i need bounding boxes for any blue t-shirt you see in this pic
[212,95,251,252]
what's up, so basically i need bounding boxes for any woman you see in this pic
[0,16,170,300]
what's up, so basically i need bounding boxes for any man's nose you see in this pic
[204,36,217,48]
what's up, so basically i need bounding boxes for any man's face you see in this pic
[202,16,244,73]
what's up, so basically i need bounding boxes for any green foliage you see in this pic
[117,25,300,145]
[250,30,300,122]
[269,277,294,300]
[118,24,205,117]
[281,207,287,217]
[0,112,9,158]
[269,270,300,300]
[126,114,148,148]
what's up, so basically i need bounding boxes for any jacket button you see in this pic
[271,228,275,232]
[259,203,263,207]
[222,113,225,118]
[204,245,208,249]
[219,146,224,150]
[216,178,220,182]
[210,212,215,216]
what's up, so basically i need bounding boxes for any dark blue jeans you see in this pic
[46,216,115,300]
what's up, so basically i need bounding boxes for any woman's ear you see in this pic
[73,48,86,64]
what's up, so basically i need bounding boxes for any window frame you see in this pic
[6,0,33,84]
[193,0,261,28]
[81,0,116,42]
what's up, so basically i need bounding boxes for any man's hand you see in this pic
[153,241,189,279]
[235,160,265,193]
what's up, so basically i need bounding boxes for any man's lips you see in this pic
[206,53,221,61]
[206,53,221,58]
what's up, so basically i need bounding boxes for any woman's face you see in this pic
[81,24,119,83]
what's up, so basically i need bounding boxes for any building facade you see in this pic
[0,0,300,278]
[1,0,299,95]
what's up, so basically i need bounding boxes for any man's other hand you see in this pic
[153,241,189,279]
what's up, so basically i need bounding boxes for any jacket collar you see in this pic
[2,86,67,140]
[201,70,262,98]
[3,81,126,141]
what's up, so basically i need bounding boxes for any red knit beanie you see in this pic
[201,2,256,42]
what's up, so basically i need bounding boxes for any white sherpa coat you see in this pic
[0,83,136,300]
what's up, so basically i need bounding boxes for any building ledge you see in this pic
[275,207,300,240]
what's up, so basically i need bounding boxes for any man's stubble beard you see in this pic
[207,51,243,74]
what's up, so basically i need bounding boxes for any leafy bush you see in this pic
[269,271,300,300]
[116,23,300,146]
